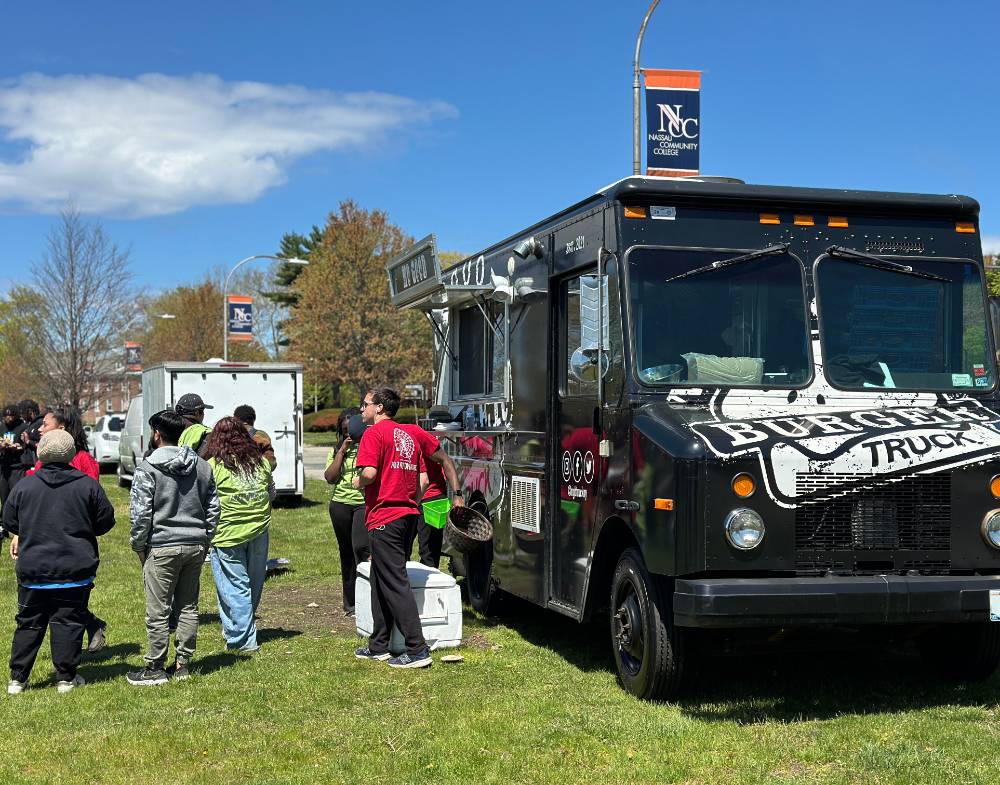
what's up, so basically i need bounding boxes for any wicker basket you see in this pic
[445,506,493,554]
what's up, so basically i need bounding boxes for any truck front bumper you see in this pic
[673,575,1000,628]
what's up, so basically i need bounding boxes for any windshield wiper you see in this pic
[825,246,950,283]
[665,243,791,283]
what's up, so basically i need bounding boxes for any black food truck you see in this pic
[386,176,1000,699]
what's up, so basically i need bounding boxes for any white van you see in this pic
[117,395,144,486]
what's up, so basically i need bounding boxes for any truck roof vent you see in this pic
[510,475,540,533]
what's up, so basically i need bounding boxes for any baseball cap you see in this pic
[176,393,213,412]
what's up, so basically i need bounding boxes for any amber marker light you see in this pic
[793,215,815,226]
[990,475,1000,499]
[828,216,849,228]
[759,213,780,225]
[653,498,674,511]
[732,473,756,498]
[624,206,648,219]
[956,222,976,234]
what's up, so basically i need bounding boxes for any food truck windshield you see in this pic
[628,246,812,387]
[816,253,995,393]
[628,245,995,392]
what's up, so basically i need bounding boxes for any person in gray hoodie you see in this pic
[127,409,220,686]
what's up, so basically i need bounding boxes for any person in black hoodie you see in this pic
[0,403,24,508]
[3,429,115,694]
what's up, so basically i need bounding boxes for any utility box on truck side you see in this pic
[140,362,304,499]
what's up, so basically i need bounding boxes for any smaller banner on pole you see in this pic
[125,341,142,372]
[644,69,701,177]
[227,295,253,343]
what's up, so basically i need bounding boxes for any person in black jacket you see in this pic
[0,403,24,508]
[8,400,42,493]
[3,429,115,694]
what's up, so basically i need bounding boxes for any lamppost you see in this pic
[222,255,308,361]
[633,0,662,175]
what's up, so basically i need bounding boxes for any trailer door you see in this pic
[551,270,606,610]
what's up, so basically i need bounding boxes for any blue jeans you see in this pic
[210,530,269,651]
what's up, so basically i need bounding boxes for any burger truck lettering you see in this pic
[385,178,1000,702]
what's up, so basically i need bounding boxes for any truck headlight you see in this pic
[725,508,765,551]
[982,510,1000,550]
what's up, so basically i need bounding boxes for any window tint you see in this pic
[817,256,993,391]
[628,248,811,387]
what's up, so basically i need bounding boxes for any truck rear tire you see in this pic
[610,547,687,700]
[463,541,500,615]
[117,460,131,488]
[918,623,1000,681]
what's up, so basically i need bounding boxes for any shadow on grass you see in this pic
[464,592,1000,719]
[199,611,221,625]
[78,643,145,684]
[273,496,322,509]
[257,627,302,645]
[463,593,614,674]
[677,644,1000,723]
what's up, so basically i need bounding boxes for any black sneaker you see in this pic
[388,647,432,669]
[171,661,190,681]
[355,646,391,661]
[126,666,170,686]
[86,625,107,653]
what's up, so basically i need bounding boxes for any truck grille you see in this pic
[794,473,951,573]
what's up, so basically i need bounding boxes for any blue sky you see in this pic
[1,1,999,292]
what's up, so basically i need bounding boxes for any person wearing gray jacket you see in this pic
[127,409,220,686]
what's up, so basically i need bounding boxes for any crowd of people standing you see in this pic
[0,384,464,690]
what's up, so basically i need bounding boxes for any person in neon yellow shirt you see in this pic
[324,407,367,616]
[176,393,213,455]
[202,416,274,652]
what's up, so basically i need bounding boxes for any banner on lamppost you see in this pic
[644,69,701,177]
[125,341,142,372]
[227,295,253,343]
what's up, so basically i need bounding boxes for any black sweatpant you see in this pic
[369,515,425,655]
[329,500,365,611]
[10,584,91,682]
[353,510,370,564]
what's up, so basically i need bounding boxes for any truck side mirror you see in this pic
[569,347,610,383]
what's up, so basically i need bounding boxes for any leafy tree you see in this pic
[285,201,433,396]
[263,227,324,349]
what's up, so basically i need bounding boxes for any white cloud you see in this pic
[0,73,456,217]
[983,235,1000,256]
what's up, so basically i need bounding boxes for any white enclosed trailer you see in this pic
[140,362,304,499]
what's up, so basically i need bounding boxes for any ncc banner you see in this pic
[644,69,701,177]
[227,295,253,342]
[125,341,142,372]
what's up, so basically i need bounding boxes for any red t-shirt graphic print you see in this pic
[355,419,423,529]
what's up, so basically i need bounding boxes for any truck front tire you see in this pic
[610,547,687,700]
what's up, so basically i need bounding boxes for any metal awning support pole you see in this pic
[633,0,662,175]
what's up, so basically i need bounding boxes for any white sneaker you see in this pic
[55,674,85,693]
[7,680,25,695]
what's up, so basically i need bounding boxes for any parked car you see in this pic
[117,395,143,487]
[89,413,124,467]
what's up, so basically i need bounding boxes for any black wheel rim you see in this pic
[613,577,644,677]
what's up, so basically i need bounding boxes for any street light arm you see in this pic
[223,254,308,361]
[633,0,662,176]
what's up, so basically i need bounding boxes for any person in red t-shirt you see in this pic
[352,387,463,669]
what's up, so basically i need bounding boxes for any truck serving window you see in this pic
[627,247,811,387]
[454,303,506,398]
[816,255,994,392]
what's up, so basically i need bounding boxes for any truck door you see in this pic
[552,270,607,609]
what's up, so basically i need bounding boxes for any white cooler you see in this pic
[355,561,463,653]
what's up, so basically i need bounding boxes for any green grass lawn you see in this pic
[2,477,999,784]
